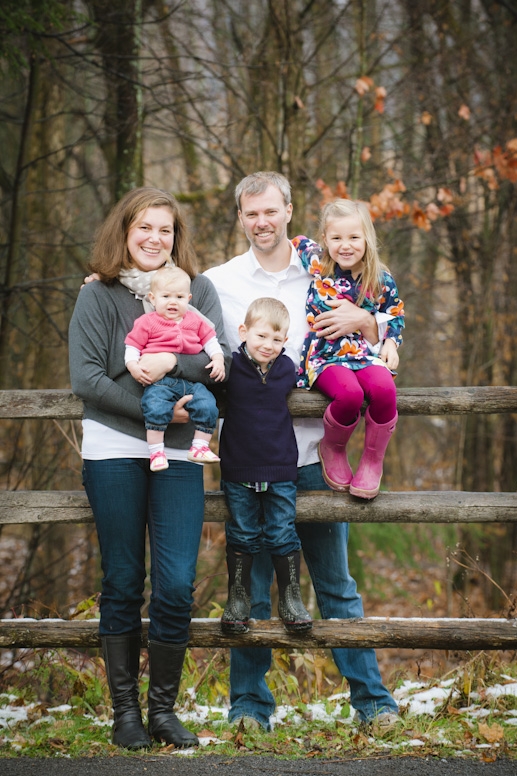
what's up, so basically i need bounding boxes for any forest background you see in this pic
[0,0,516,694]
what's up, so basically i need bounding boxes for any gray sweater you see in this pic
[69,275,231,449]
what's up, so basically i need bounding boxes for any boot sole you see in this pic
[349,485,379,499]
[221,621,249,635]
[283,621,313,633]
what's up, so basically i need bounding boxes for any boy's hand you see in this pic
[126,360,153,386]
[379,338,399,371]
[207,354,225,382]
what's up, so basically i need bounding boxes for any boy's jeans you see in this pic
[228,462,398,728]
[222,479,300,557]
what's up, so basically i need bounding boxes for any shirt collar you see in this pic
[246,242,304,277]
[240,342,280,375]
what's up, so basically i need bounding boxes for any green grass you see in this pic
[0,649,516,761]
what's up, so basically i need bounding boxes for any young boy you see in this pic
[125,265,225,471]
[219,297,312,634]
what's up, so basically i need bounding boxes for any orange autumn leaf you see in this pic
[421,111,432,125]
[437,187,454,203]
[334,180,349,199]
[493,145,517,183]
[315,178,335,203]
[458,103,471,120]
[439,203,455,216]
[361,146,372,163]
[426,202,440,221]
[412,202,432,231]
[374,86,386,113]
[478,722,504,744]
[354,75,374,96]
[474,165,499,190]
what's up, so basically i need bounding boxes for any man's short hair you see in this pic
[235,171,291,209]
[244,297,290,332]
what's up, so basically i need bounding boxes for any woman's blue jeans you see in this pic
[228,462,398,728]
[83,458,204,643]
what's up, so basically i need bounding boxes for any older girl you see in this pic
[293,199,404,499]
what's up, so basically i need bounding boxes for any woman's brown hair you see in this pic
[89,187,198,282]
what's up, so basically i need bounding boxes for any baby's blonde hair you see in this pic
[319,199,389,305]
[244,297,290,332]
[150,265,191,293]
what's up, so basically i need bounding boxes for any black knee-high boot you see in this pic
[272,551,313,633]
[147,640,199,748]
[101,634,151,750]
[221,546,253,634]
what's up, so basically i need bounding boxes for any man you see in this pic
[204,171,398,732]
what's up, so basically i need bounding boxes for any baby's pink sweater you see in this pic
[125,310,217,355]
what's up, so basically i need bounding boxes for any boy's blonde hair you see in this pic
[244,297,290,332]
[150,265,191,293]
[319,199,389,305]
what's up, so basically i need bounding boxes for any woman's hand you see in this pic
[314,299,379,344]
[171,394,192,423]
[379,338,399,371]
[138,352,178,383]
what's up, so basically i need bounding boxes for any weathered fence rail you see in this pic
[1,386,517,651]
[1,386,517,419]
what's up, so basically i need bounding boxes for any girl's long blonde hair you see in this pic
[89,187,198,282]
[319,199,389,306]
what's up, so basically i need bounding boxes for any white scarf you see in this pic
[118,261,173,313]
[117,262,215,327]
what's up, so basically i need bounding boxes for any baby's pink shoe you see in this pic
[187,445,220,464]
[150,451,169,472]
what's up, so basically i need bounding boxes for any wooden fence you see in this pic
[1,386,516,652]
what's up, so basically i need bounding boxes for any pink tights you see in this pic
[314,365,397,426]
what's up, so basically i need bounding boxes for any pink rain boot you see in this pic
[318,407,360,492]
[349,407,398,500]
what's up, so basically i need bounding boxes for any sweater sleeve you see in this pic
[124,314,150,351]
[174,274,232,384]
[379,272,405,347]
[292,236,323,275]
[69,283,143,421]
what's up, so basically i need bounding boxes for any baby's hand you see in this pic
[127,360,153,386]
[207,354,225,382]
[379,339,399,371]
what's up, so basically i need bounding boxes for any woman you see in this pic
[69,187,231,750]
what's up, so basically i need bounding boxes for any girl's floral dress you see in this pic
[293,236,405,389]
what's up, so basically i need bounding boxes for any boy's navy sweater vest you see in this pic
[219,346,298,483]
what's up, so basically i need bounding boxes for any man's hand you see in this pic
[172,394,192,423]
[379,338,399,371]
[81,273,100,289]
[314,299,379,344]
[138,352,178,383]
[207,353,225,382]
[126,360,153,386]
